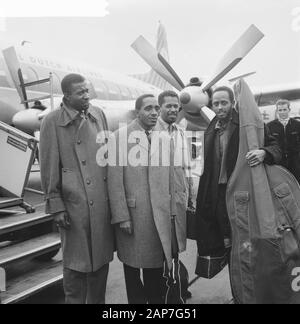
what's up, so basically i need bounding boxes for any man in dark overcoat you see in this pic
[195,86,282,258]
[268,99,300,183]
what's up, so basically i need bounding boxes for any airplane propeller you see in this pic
[132,24,264,118]
[132,35,185,91]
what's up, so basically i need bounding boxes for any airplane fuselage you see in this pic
[258,100,300,124]
[0,46,162,125]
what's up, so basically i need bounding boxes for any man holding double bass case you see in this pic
[194,81,300,304]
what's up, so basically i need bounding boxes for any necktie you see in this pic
[169,128,179,256]
[145,130,151,143]
[170,131,176,214]
[168,124,175,134]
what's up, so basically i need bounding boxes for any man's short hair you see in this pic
[276,99,290,109]
[158,90,179,106]
[61,73,86,95]
[135,94,155,111]
[212,86,235,103]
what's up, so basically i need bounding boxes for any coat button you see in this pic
[104,176,107,182]
[86,179,91,185]
[77,140,81,145]
[89,200,94,206]
[82,160,87,166]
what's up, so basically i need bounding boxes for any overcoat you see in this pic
[40,103,114,272]
[267,118,300,183]
[227,79,300,304]
[107,119,189,270]
[195,109,282,255]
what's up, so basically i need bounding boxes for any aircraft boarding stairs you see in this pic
[0,122,62,304]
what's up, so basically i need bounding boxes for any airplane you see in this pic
[1,22,299,133]
[0,22,275,134]
[131,25,300,125]
[2,22,296,178]
[0,22,270,178]
[0,23,174,133]
[253,83,300,123]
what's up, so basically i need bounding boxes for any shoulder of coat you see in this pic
[89,105,106,119]
[42,108,62,126]
[292,118,300,125]
[113,122,130,137]
[267,119,277,126]
[205,117,218,134]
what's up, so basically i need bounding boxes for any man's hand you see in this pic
[119,221,133,235]
[246,149,266,167]
[54,212,71,230]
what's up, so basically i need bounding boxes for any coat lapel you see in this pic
[129,119,150,154]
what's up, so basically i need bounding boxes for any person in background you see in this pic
[268,99,300,183]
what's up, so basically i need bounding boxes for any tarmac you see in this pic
[105,240,232,304]
[18,170,232,304]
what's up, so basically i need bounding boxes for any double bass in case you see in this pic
[226,79,300,304]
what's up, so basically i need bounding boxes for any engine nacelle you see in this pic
[179,86,210,114]
[12,108,50,134]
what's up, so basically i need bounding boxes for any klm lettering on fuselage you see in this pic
[17,53,104,79]
[13,51,151,101]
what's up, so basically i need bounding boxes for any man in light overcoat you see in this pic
[40,73,114,304]
[107,93,191,304]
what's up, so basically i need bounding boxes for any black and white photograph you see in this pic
[0,0,300,307]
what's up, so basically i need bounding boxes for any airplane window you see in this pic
[106,82,122,100]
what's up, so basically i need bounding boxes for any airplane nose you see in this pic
[180,92,191,105]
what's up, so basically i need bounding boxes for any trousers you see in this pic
[63,263,109,304]
[123,264,164,304]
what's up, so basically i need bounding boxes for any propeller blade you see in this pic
[157,53,185,89]
[228,71,256,83]
[201,106,216,122]
[131,36,184,91]
[202,25,264,92]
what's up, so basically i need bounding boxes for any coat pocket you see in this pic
[273,183,300,262]
[273,183,300,231]
[234,191,250,232]
[126,198,136,208]
[62,168,80,203]
[291,131,299,139]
